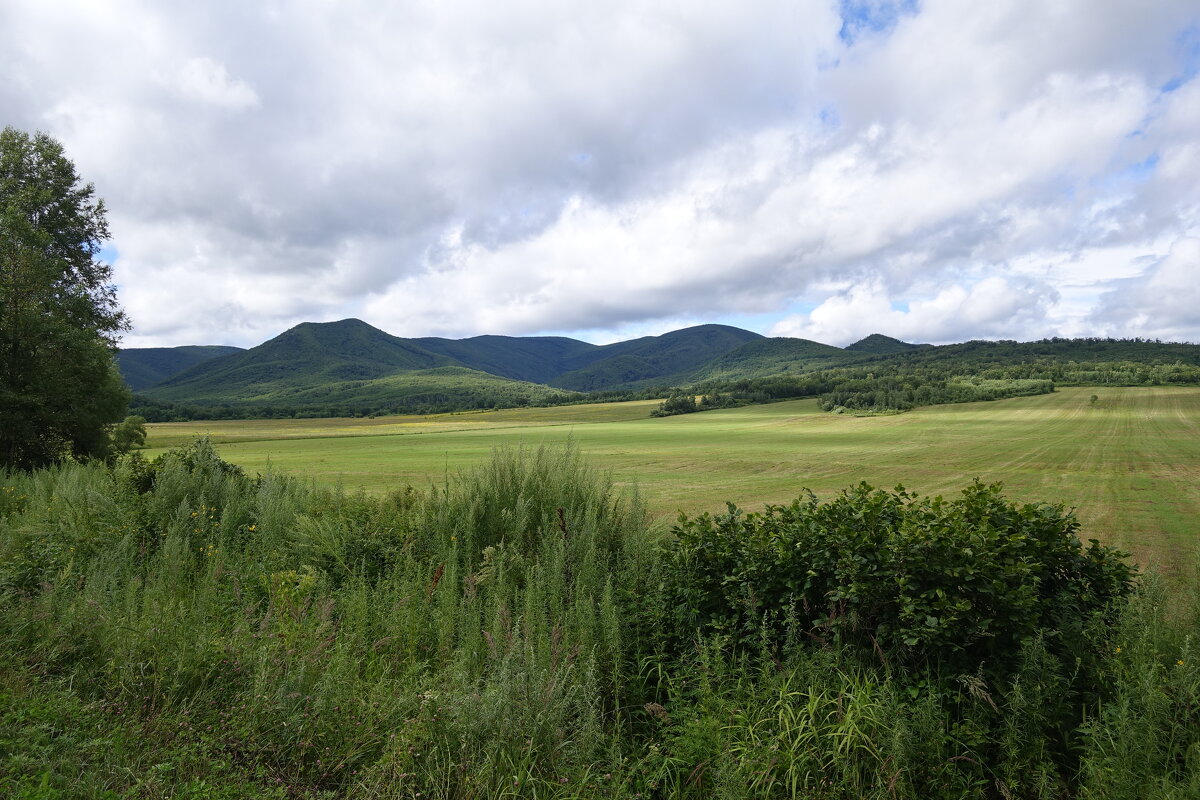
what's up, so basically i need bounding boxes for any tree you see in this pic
[0,127,130,469]
[649,390,699,417]
[111,415,147,454]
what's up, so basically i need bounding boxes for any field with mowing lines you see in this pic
[146,386,1200,579]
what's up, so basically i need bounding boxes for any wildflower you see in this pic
[1178,660,1185,666]
[1114,646,1122,654]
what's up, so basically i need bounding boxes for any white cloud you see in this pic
[173,57,258,109]
[769,276,1057,346]
[1092,237,1200,341]
[0,0,1196,347]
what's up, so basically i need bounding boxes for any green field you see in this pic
[145,386,1200,578]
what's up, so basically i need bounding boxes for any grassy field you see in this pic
[145,386,1200,578]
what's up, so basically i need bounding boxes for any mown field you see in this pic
[146,386,1200,580]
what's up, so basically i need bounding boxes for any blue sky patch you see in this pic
[838,0,919,45]
[1160,23,1200,93]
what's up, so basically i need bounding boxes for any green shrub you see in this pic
[662,481,1136,674]
[650,391,699,417]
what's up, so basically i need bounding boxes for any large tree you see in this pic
[0,127,130,469]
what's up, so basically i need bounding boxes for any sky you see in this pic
[2,0,1198,348]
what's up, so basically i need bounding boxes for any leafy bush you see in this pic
[109,414,147,455]
[651,391,699,417]
[662,481,1136,674]
[698,392,739,410]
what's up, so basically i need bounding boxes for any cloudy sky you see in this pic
[3,1,1198,348]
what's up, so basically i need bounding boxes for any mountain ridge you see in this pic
[129,320,781,404]
[845,333,929,354]
[122,321,1198,419]
[116,345,245,391]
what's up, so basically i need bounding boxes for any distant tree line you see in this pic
[818,377,1054,413]
[652,345,1200,417]
[129,385,675,422]
[129,393,579,422]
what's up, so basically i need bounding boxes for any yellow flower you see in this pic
[1114,646,1122,654]
[1178,660,1185,667]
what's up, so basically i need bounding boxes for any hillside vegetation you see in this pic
[1,443,1196,798]
[146,319,459,402]
[682,336,854,382]
[412,334,599,384]
[142,366,580,419]
[844,332,929,354]
[548,324,764,391]
[116,345,244,391]
[686,336,1200,415]
[119,318,1200,420]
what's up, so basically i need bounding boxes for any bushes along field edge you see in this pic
[0,441,1196,798]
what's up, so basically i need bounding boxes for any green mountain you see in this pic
[117,345,244,391]
[549,324,765,391]
[144,319,462,404]
[845,334,927,354]
[692,337,860,382]
[223,365,576,409]
[138,320,768,411]
[132,313,1200,421]
[413,335,600,384]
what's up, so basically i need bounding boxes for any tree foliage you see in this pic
[662,481,1136,675]
[650,390,699,417]
[111,415,147,454]
[0,127,129,468]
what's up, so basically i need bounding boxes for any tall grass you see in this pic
[1,441,1197,798]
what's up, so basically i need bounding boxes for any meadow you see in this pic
[145,386,1200,581]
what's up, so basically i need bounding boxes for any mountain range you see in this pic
[119,319,1200,418]
[119,319,924,410]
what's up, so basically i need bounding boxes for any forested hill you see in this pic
[844,333,930,354]
[121,319,1200,419]
[411,334,600,384]
[126,320,765,406]
[548,324,764,391]
[853,336,1200,368]
[116,345,244,391]
[691,336,1200,415]
[143,319,460,404]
